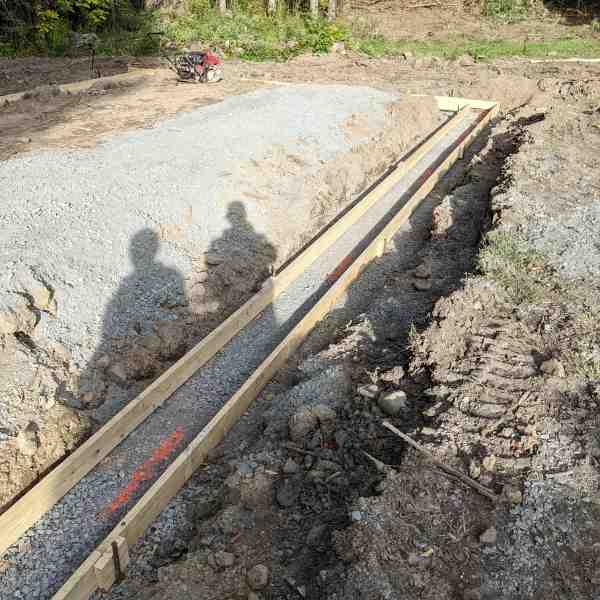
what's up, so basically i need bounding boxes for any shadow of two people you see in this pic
[75,201,277,411]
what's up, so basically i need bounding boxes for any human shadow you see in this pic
[74,228,187,413]
[189,201,278,327]
[74,203,278,420]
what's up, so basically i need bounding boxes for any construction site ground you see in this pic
[1,9,600,599]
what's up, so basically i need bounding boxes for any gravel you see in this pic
[0,84,398,372]
[0,96,475,600]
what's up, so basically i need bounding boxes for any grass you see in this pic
[478,231,556,305]
[478,229,600,381]
[161,8,600,62]
[351,36,600,60]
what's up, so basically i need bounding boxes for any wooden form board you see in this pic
[0,69,157,104]
[53,101,498,600]
[0,108,468,558]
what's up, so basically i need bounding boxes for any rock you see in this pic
[350,510,363,522]
[330,41,346,54]
[204,252,223,265]
[214,551,235,568]
[380,366,405,385]
[479,526,497,545]
[247,564,269,590]
[107,361,128,385]
[283,458,300,474]
[357,384,380,399]
[401,50,414,60]
[153,320,187,360]
[289,406,318,443]
[414,261,432,279]
[540,358,565,377]
[248,593,262,600]
[378,390,408,416]
[11,268,54,312]
[482,455,496,472]
[463,589,482,600]
[306,524,327,547]
[0,296,37,335]
[311,404,336,436]
[469,461,481,479]
[276,476,301,507]
[458,54,475,66]
[16,421,40,456]
[503,484,522,504]
[413,278,432,291]
[288,404,336,443]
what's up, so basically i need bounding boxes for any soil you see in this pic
[346,2,600,44]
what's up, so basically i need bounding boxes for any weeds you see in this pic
[482,0,536,20]
[477,231,555,305]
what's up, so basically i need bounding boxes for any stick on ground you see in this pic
[382,421,498,502]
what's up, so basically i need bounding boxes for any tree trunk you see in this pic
[267,0,276,15]
[310,0,318,17]
[337,0,344,17]
[218,0,227,15]
[328,0,336,21]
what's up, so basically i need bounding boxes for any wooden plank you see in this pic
[94,551,115,591]
[53,102,497,600]
[53,551,102,600]
[430,96,498,112]
[0,69,156,104]
[0,107,469,557]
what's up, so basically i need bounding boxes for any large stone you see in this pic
[0,296,37,335]
[479,527,497,545]
[153,320,187,360]
[288,406,318,444]
[214,551,235,568]
[378,390,408,416]
[357,384,379,399]
[540,358,565,377]
[247,564,269,590]
[11,268,54,312]
[16,422,40,456]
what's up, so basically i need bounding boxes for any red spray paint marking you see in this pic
[327,254,353,284]
[99,426,185,519]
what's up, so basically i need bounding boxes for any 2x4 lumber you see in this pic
[0,106,468,558]
[53,102,497,600]
[0,69,156,105]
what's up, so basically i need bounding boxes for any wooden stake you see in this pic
[382,421,498,502]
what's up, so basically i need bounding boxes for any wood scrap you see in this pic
[382,420,498,502]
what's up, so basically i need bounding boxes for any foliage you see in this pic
[166,9,349,59]
[482,0,535,20]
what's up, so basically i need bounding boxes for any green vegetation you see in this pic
[477,231,555,305]
[2,1,600,60]
[481,0,535,20]
[165,9,349,60]
[478,229,600,380]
